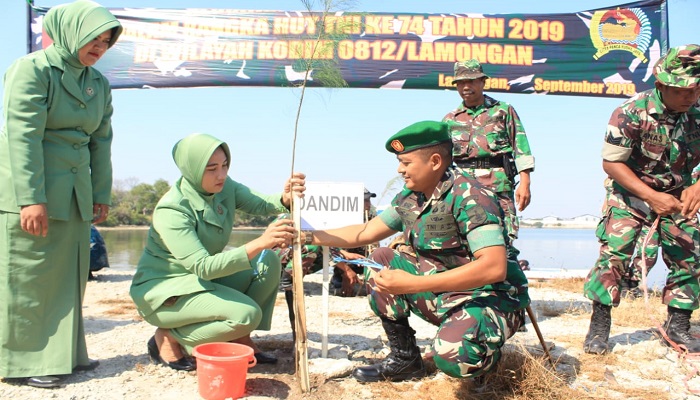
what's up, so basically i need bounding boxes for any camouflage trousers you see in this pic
[629,221,659,283]
[365,248,524,378]
[583,206,700,309]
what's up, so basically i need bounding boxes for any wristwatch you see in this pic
[303,230,313,245]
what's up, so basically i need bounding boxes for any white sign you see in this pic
[300,181,364,230]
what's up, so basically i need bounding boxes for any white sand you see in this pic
[0,269,698,399]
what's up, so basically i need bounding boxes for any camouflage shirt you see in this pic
[379,167,529,313]
[443,95,535,193]
[602,88,700,217]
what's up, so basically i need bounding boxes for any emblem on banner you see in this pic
[589,7,652,62]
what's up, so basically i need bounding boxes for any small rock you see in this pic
[308,358,354,379]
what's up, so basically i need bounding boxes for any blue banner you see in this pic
[28,0,668,98]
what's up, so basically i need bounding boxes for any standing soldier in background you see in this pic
[442,59,535,258]
[583,45,700,355]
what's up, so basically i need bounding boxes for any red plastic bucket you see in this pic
[192,342,257,400]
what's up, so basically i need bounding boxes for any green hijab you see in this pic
[172,133,232,194]
[44,0,123,68]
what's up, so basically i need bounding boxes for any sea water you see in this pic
[101,227,669,290]
[517,228,668,290]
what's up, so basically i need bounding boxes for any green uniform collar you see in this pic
[456,95,499,115]
[648,87,684,119]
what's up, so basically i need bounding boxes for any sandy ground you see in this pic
[1,269,699,400]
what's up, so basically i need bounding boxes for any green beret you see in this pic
[653,44,700,88]
[385,121,452,154]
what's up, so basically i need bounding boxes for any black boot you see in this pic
[353,318,427,382]
[620,279,642,299]
[285,290,296,342]
[330,268,343,296]
[583,301,612,355]
[662,306,700,353]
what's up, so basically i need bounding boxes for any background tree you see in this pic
[102,179,170,227]
[101,178,274,227]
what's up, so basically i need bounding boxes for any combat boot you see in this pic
[620,279,642,299]
[583,301,612,355]
[284,290,296,342]
[662,306,700,353]
[353,317,427,382]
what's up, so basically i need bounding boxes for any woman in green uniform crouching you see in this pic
[130,133,305,370]
[0,0,122,388]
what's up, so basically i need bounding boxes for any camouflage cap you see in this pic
[653,44,700,88]
[453,59,489,83]
[386,121,452,154]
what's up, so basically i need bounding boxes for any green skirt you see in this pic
[0,200,91,378]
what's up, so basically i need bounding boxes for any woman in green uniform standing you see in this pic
[0,0,122,388]
[130,133,305,370]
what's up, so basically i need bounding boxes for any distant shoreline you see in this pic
[520,224,596,230]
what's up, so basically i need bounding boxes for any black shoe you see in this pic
[353,355,426,382]
[620,279,642,299]
[254,351,278,364]
[73,359,100,372]
[662,307,700,353]
[147,336,196,371]
[26,375,62,388]
[583,301,612,355]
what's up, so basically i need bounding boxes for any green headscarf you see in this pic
[44,0,123,68]
[172,133,232,194]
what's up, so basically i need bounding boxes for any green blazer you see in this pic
[0,46,113,221]
[130,175,287,317]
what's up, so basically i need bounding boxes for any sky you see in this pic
[0,0,697,219]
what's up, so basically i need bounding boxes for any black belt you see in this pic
[455,157,504,169]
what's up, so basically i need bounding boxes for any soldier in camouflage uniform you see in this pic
[583,45,700,355]
[302,121,529,382]
[442,59,535,258]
